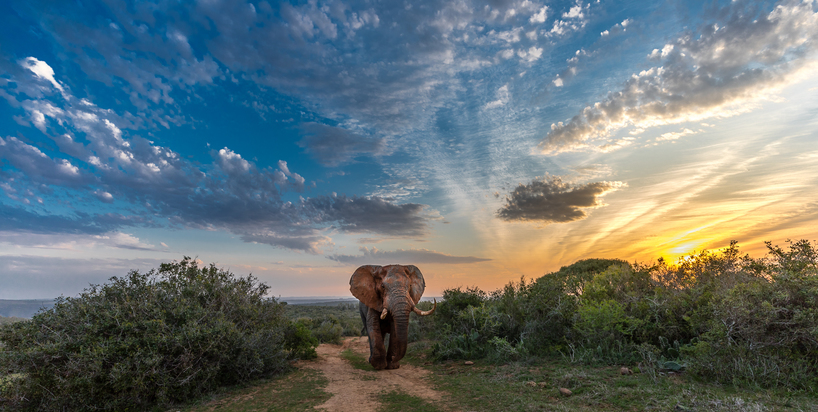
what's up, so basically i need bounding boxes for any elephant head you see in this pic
[349,264,436,369]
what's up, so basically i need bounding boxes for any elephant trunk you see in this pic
[389,297,412,362]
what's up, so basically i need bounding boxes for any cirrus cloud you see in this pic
[539,0,818,154]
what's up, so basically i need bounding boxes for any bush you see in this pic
[423,241,818,391]
[283,303,364,341]
[0,257,316,411]
[683,241,818,389]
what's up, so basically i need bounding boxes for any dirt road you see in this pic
[299,337,447,411]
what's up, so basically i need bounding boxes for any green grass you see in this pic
[401,342,818,412]
[341,348,374,372]
[181,368,330,412]
[377,390,446,412]
[172,339,818,412]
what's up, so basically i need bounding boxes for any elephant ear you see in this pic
[405,265,426,304]
[349,265,384,310]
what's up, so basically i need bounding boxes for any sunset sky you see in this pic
[2,0,817,299]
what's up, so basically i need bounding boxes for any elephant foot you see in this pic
[386,361,400,369]
[370,356,387,370]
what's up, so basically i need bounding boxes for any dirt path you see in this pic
[298,337,447,412]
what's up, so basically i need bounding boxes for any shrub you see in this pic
[284,321,319,360]
[683,242,818,389]
[0,257,316,411]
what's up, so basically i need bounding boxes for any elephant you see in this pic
[349,264,436,370]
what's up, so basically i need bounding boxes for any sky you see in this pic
[1,0,817,299]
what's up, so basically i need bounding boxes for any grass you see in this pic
[175,302,818,412]
[341,348,374,372]
[181,368,330,412]
[377,390,446,412]
[400,342,818,412]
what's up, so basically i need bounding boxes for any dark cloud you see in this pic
[0,203,115,234]
[304,194,430,237]
[240,233,329,253]
[0,136,88,186]
[497,177,625,223]
[297,122,385,166]
[539,0,818,154]
[328,246,491,265]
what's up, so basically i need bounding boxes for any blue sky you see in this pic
[2,0,817,299]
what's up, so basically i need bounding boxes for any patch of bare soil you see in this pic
[298,336,447,412]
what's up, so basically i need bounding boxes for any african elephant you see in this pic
[349,264,436,370]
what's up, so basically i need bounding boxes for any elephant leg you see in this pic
[365,307,388,370]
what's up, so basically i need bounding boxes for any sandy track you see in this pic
[298,336,447,412]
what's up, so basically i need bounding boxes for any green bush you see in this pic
[284,303,363,341]
[0,257,316,411]
[284,321,319,360]
[683,241,818,389]
[412,240,818,391]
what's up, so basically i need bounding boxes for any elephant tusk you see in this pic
[380,308,389,319]
[412,298,437,316]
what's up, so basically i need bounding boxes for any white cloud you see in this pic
[19,57,65,93]
[497,27,523,43]
[530,6,548,23]
[518,46,543,62]
[484,84,510,109]
[539,0,818,154]
[655,128,697,142]
[563,4,584,19]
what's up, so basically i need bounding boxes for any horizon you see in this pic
[2,0,818,299]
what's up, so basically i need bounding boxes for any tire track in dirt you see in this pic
[298,336,447,411]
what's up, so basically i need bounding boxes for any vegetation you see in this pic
[284,302,362,344]
[0,317,26,327]
[0,257,318,411]
[341,348,373,372]
[377,390,445,412]
[404,345,818,412]
[4,240,818,410]
[428,240,818,391]
[182,368,331,412]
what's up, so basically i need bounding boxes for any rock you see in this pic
[620,367,633,375]
[525,381,537,387]
[464,361,474,365]
[537,382,548,388]
[559,388,572,396]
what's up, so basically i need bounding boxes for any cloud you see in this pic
[497,177,626,223]
[328,246,491,265]
[0,203,126,235]
[0,136,87,186]
[19,57,65,94]
[0,62,434,253]
[303,194,432,237]
[297,123,386,166]
[655,128,697,142]
[539,0,818,154]
[484,85,510,109]
[530,6,548,24]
